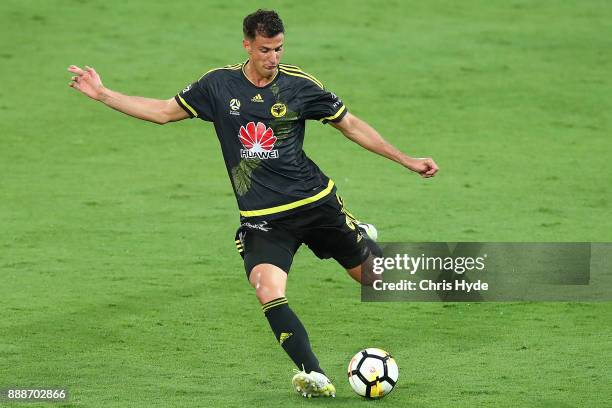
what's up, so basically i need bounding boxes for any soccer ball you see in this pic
[347,348,399,399]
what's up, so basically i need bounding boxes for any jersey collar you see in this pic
[241,60,279,89]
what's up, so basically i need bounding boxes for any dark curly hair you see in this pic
[243,9,284,39]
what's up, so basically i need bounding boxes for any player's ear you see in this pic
[243,38,251,52]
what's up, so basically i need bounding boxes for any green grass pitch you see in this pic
[1,0,611,406]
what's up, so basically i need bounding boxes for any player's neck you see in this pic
[243,61,276,87]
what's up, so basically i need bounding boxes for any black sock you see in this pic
[262,297,324,374]
[362,232,383,257]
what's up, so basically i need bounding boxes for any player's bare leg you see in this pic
[249,263,287,304]
[249,263,335,397]
[346,255,376,285]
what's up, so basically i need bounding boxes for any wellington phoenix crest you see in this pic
[239,122,279,159]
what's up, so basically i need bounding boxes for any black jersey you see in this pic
[175,61,348,220]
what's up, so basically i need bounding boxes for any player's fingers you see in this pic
[424,159,438,175]
[85,65,99,77]
[68,65,85,75]
[421,166,436,177]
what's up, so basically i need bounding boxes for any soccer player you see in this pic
[68,9,438,398]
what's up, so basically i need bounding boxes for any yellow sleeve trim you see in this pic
[177,94,198,118]
[278,65,324,89]
[320,105,346,122]
[199,62,243,80]
[239,179,335,217]
[279,68,324,89]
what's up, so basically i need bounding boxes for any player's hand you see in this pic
[67,65,105,100]
[405,157,439,178]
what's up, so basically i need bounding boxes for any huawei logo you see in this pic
[239,121,279,159]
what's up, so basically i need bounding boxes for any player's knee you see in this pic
[248,263,287,304]
[254,282,285,304]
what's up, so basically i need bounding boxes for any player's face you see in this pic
[243,33,284,78]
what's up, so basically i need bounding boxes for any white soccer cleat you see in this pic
[356,222,378,242]
[292,370,336,398]
[356,222,382,257]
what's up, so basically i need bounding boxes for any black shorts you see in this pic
[234,194,370,277]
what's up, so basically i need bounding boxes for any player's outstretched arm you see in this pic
[331,112,439,178]
[67,65,188,125]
